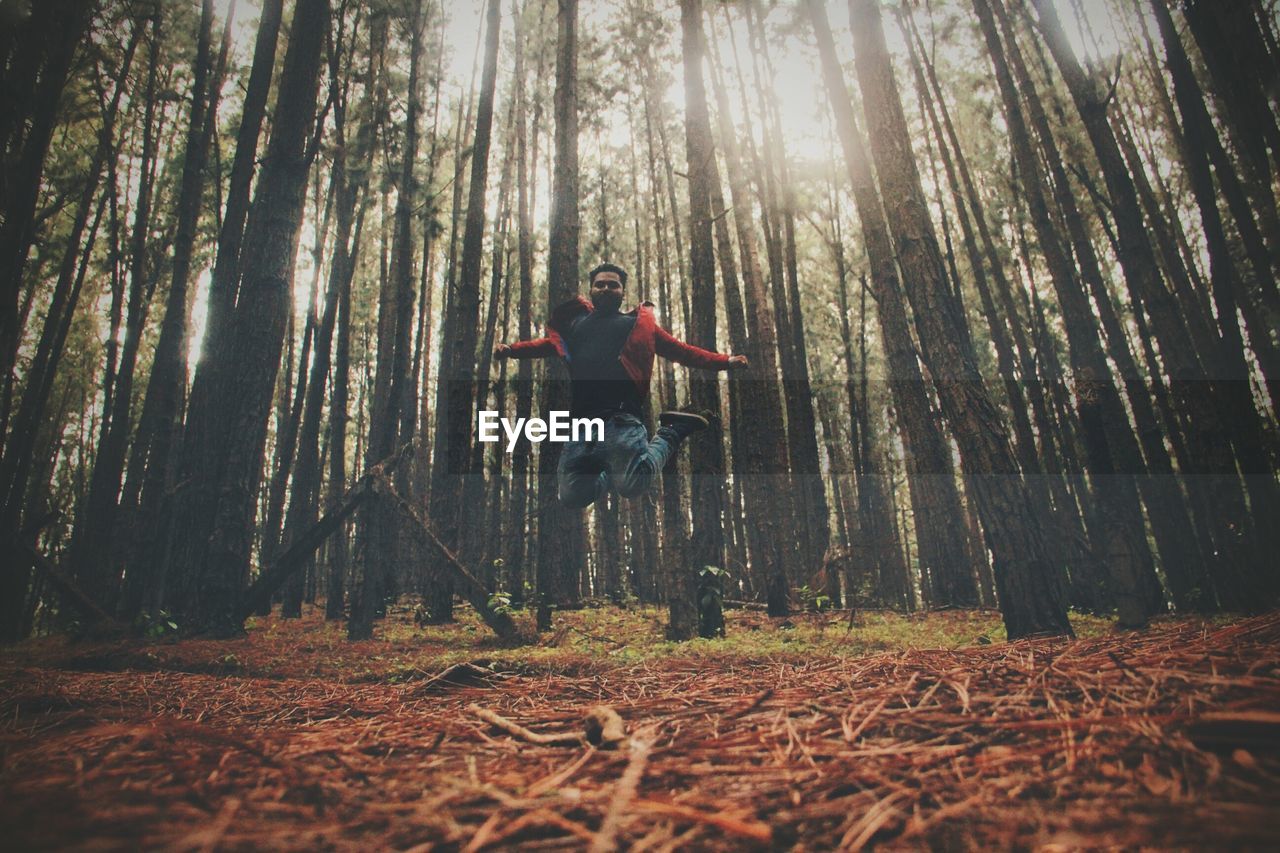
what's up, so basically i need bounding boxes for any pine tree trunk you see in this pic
[1183,0,1280,272]
[1150,0,1280,596]
[0,0,93,418]
[704,17,794,616]
[352,2,431,638]
[118,2,230,621]
[1031,0,1268,612]
[977,0,1161,626]
[172,0,328,636]
[534,0,584,631]
[0,25,138,544]
[165,0,285,622]
[903,7,1094,611]
[674,0,725,640]
[847,0,1071,638]
[68,14,164,610]
[813,1,975,609]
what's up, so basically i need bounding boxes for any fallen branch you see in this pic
[238,479,372,621]
[11,536,123,631]
[377,478,518,640]
[239,442,411,622]
[412,662,502,695]
[590,738,651,852]
[1188,711,1280,752]
[469,704,583,747]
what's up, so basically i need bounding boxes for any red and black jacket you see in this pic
[506,296,731,399]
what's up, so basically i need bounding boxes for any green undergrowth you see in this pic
[4,603,1127,684]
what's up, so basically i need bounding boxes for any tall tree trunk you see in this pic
[534,0,584,631]
[165,0,285,619]
[672,0,725,640]
[1030,0,1268,611]
[67,13,164,609]
[813,2,975,609]
[1182,0,1280,273]
[0,0,93,422]
[976,0,1159,626]
[847,0,1071,638]
[743,1,828,579]
[995,0,1206,613]
[0,24,138,539]
[425,0,501,627]
[704,16,794,616]
[1150,0,1280,594]
[506,0,540,609]
[118,1,232,620]
[284,11,381,623]
[901,7,1091,610]
[170,0,328,636]
[351,2,430,638]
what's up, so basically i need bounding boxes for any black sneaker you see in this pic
[658,410,712,440]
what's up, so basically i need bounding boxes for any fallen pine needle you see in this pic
[629,798,772,844]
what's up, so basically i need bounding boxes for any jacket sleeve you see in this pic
[654,325,732,369]
[507,337,559,359]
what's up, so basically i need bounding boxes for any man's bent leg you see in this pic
[607,415,684,499]
[558,438,608,508]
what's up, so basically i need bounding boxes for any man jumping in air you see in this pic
[494,263,748,508]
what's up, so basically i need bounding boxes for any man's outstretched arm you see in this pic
[494,338,558,360]
[654,326,749,370]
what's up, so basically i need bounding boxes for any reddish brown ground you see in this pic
[1,608,1278,850]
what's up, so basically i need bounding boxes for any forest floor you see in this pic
[2,604,1278,851]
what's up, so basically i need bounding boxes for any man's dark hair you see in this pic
[588,262,628,286]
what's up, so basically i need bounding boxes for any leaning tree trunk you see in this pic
[847,0,1070,639]
[169,0,328,636]
[974,0,1158,627]
[118,1,231,621]
[68,13,164,609]
[0,0,93,426]
[1149,0,1280,596]
[1029,0,1266,612]
[899,7,1090,609]
[990,0,1204,613]
[810,0,974,610]
[164,0,285,622]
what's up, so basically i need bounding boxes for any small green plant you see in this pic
[794,585,832,612]
[135,609,180,639]
[698,565,729,607]
[698,566,728,638]
[487,591,514,617]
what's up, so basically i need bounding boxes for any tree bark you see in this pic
[673,0,725,640]
[847,0,1070,638]
[1030,0,1267,612]
[170,0,329,636]
[534,0,584,631]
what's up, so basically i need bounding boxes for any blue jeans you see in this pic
[557,413,680,508]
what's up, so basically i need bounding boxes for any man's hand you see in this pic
[493,343,512,360]
[728,354,749,370]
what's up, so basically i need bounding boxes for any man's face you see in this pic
[590,271,624,311]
